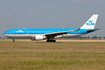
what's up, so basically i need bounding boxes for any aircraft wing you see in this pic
[45,28,80,36]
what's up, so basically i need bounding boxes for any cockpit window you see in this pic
[5,31,8,33]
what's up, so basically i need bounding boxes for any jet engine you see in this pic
[31,35,44,41]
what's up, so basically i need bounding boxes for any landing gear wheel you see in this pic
[46,40,56,42]
[53,40,56,42]
[13,39,15,42]
[47,40,50,42]
[50,40,53,42]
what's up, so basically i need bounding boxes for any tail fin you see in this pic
[81,14,99,29]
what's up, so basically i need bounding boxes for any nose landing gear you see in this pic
[13,38,15,42]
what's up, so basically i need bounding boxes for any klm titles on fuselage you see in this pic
[86,20,95,25]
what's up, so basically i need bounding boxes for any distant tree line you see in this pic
[0,36,105,40]
[61,36,105,40]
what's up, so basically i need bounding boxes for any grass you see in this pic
[0,39,105,70]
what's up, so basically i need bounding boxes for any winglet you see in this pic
[81,14,99,29]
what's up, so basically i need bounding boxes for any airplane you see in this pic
[2,14,100,42]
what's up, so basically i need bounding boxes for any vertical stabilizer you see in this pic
[81,14,99,29]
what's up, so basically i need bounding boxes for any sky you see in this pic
[0,0,105,37]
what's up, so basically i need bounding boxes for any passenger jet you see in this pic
[3,14,99,42]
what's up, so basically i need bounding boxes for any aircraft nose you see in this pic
[2,32,7,36]
[2,32,5,35]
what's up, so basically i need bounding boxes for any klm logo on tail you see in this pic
[86,20,95,25]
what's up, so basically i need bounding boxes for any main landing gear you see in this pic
[46,40,56,42]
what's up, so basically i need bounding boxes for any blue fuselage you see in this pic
[2,29,95,39]
[3,29,88,34]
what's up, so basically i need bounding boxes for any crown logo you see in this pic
[86,20,95,25]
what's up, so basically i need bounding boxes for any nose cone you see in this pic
[2,32,7,36]
[2,32,5,35]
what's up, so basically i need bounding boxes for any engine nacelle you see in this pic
[31,35,44,41]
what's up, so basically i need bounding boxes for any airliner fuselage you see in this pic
[2,14,99,42]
